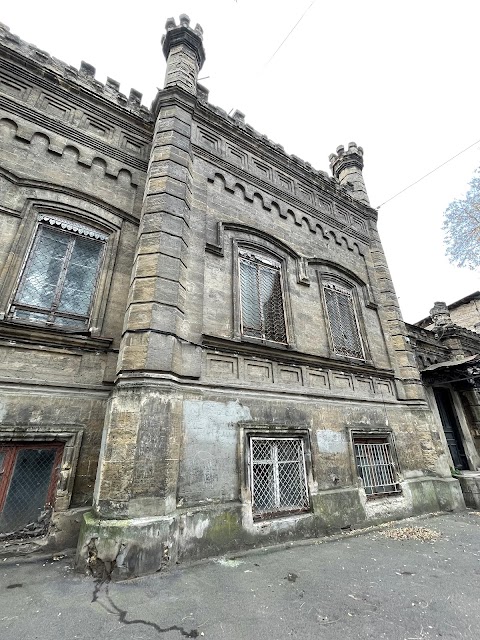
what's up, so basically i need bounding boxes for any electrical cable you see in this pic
[265,1,317,67]
[377,138,480,209]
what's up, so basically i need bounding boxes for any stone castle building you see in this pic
[0,16,474,577]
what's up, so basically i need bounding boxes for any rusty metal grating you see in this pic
[353,438,401,498]
[11,224,104,328]
[239,252,287,343]
[250,437,309,519]
[0,445,62,539]
[324,283,363,359]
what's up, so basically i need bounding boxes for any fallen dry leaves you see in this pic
[379,526,440,542]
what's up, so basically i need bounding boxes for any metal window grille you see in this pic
[0,444,63,540]
[324,283,364,359]
[239,252,287,344]
[353,437,401,498]
[10,222,105,329]
[249,437,310,519]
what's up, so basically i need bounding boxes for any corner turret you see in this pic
[329,142,370,206]
[161,14,205,95]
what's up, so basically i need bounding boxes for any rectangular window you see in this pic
[10,216,106,329]
[353,436,401,498]
[239,252,287,343]
[323,283,363,359]
[249,436,310,520]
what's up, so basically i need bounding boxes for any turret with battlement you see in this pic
[162,14,205,95]
[329,142,370,205]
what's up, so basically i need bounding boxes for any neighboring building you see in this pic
[408,297,480,508]
[0,17,464,576]
[417,292,480,334]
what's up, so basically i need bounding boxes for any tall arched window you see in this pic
[323,282,364,359]
[9,214,107,329]
[239,249,287,344]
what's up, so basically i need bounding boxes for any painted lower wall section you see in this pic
[75,392,465,579]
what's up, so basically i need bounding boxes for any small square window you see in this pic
[323,283,364,359]
[353,435,401,498]
[9,216,106,329]
[239,251,287,344]
[248,436,310,520]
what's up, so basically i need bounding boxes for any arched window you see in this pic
[9,214,107,329]
[238,249,287,344]
[323,282,364,359]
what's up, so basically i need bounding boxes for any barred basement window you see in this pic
[239,251,287,344]
[353,436,401,498]
[249,437,310,520]
[323,283,364,359]
[9,215,107,329]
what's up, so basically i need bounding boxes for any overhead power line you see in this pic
[377,138,480,209]
[265,1,317,67]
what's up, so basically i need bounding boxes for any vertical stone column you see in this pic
[92,16,205,519]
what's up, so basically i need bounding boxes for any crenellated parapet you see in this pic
[0,22,151,120]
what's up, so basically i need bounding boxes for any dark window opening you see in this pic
[0,444,63,539]
[353,436,401,498]
[10,220,105,329]
[324,283,364,359]
[239,252,287,344]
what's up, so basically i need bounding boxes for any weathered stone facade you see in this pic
[0,17,464,574]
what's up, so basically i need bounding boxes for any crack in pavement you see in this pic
[91,579,200,638]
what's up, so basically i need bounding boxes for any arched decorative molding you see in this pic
[0,165,139,225]
[207,171,367,256]
[0,116,140,186]
[206,221,310,286]
[309,259,378,309]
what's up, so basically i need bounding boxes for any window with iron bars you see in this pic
[248,436,310,520]
[239,251,287,344]
[353,435,401,498]
[9,215,106,330]
[323,283,364,359]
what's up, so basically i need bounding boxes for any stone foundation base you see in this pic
[76,477,464,579]
[457,472,480,509]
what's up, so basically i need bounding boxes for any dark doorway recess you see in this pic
[433,388,468,470]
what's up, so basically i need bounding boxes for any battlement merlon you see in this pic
[161,15,205,95]
[0,22,150,120]
[329,142,370,206]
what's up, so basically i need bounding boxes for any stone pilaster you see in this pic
[91,16,205,519]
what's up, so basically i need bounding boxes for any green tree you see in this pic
[443,170,480,269]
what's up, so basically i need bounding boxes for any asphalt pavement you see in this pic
[1,511,480,639]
